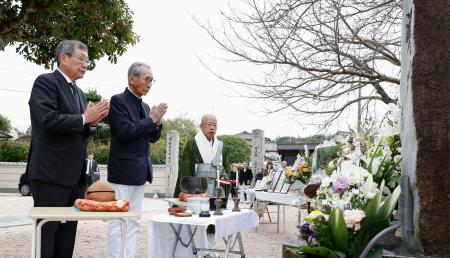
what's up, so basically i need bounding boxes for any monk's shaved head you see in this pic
[200,114,218,141]
[200,114,217,125]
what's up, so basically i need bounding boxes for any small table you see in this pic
[29,207,138,258]
[148,208,259,258]
[252,190,311,233]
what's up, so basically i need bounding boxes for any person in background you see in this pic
[174,114,230,198]
[278,160,288,173]
[264,161,275,177]
[85,153,100,187]
[239,161,253,203]
[254,167,264,181]
[107,62,167,258]
[174,114,229,257]
[229,164,239,198]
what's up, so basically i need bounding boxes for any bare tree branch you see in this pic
[196,0,401,129]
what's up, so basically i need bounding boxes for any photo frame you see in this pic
[274,177,285,193]
[268,171,282,192]
[280,181,292,194]
[254,180,263,190]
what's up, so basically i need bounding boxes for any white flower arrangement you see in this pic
[315,162,378,212]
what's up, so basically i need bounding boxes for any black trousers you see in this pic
[31,180,84,258]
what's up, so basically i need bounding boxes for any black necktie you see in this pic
[70,82,81,113]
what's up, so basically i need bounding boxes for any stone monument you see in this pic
[251,129,265,183]
[400,1,450,256]
[165,130,179,198]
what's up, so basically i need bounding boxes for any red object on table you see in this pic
[74,199,129,212]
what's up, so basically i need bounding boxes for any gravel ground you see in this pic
[0,194,302,258]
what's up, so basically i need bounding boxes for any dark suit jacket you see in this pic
[107,88,162,186]
[27,70,92,186]
[239,168,253,185]
[85,159,100,183]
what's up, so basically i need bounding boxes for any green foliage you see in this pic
[151,117,197,164]
[85,88,102,103]
[316,145,341,170]
[298,180,401,257]
[0,0,138,68]
[275,134,331,144]
[359,138,401,190]
[217,135,251,165]
[275,136,298,144]
[351,181,401,257]
[95,124,111,145]
[93,144,110,164]
[297,246,342,258]
[0,141,29,162]
[328,209,348,253]
[0,113,12,133]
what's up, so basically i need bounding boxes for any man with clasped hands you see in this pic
[27,39,109,258]
[107,62,167,258]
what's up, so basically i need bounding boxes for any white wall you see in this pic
[0,162,167,196]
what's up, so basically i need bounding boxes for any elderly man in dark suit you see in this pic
[107,62,167,258]
[27,39,109,258]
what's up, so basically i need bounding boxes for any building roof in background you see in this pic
[233,131,272,142]
[0,131,12,139]
[276,143,317,151]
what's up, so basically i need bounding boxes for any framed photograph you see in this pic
[280,182,292,194]
[274,177,285,193]
[268,171,282,192]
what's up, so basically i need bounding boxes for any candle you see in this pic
[216,166,220,195]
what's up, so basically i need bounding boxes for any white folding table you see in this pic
[148,209,259,258]
[251,190,311,233]
[29,207,138,258]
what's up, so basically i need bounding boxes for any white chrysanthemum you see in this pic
[321,176,332,187]
[345,148,364,164]
[338,161,369,185]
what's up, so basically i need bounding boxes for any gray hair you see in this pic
[128,62,151,78]
[55,40,88,65]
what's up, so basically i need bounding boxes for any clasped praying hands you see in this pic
[83,100,110,126]
[149,103,168,125]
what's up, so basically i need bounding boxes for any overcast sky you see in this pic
[0,0,389,139]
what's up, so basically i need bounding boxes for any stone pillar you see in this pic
[400,1,450,256]
[251,129,265,179]
[164,130,179,198]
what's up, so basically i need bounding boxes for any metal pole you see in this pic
[357,86,361,133]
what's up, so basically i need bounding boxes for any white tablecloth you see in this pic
[148,209,258,258]
[253,191,311,206]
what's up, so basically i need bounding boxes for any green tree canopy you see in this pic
[0,0,138,69]
[151,117,198,164]
[0,113,12,133]
[85,88,102,103]
[275,134,332,144]
[217,135,251,167]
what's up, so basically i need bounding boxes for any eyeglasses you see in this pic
[205,123,217,129]
[144,77,156,84]
[66,53,91,66]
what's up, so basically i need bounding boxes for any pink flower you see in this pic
[332,176,349,195]
[343,209,365,231]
